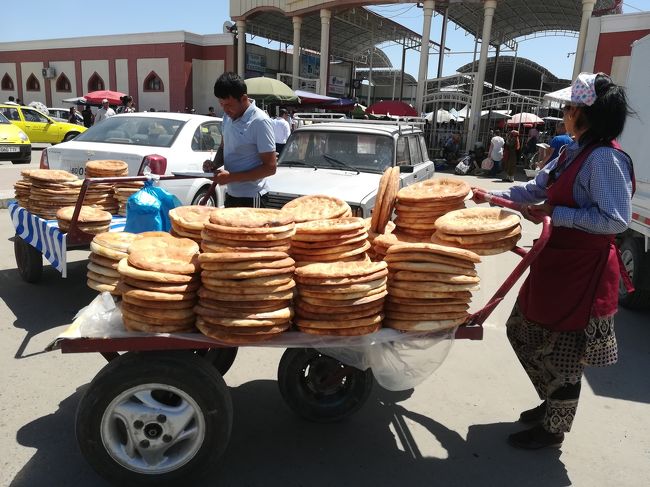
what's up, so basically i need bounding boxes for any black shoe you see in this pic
[508,425,564,450]
[519,401,546,423]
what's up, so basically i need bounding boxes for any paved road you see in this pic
[0,171,648,486]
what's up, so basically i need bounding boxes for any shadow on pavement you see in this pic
[0,256,95,359]
[584,307,650,404]
[12,377,571,487]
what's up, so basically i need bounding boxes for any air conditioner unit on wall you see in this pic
[41,67,56,79]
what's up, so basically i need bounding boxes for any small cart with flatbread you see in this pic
[45,192,551,486]
[9,174,209,283]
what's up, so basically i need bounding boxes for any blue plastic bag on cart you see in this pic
[124,179,181,233]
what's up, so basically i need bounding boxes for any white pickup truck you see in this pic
[617,34,650,309]
[265,118,435,216]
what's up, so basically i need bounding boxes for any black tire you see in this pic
[278,348,373,423]
[195,347,238,376]
[14,236,43,283]
[63,132,81,142]
[618,235,650,309]
[76,351,233,487]
[191,186,217,207]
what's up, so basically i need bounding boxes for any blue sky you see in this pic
[3,0,648,81]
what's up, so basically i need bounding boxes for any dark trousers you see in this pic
[224,193,268,208]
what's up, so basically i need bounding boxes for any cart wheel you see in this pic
[277,348,373,423]
[196,347,238,376]
[75,351,233,486]
[14,236,43,283]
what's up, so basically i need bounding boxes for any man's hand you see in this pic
[470,186,487,204]
[203,159,218,173]
[213,169,231,186]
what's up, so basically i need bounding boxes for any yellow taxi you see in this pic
[0,111,31,164]
[0,104,86,144]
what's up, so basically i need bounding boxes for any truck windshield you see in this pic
[279,131,394,173]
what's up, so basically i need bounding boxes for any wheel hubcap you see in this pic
[100,383,206,474]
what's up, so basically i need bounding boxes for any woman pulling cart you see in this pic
[473,72,635,449]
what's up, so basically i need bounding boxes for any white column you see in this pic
[236,20,246,77]
[319,9,331,95]
[292,16,302,89]
[415,0,435,114]
[466,0,497,150]
[573,0,597,79]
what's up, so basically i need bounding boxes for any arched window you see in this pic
[55,73,71,92]
[1,73,14,91]
[143,71,164,92]
[26,74,40,92]
[88,72,105,92]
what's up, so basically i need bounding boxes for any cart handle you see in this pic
[464,188,552,328]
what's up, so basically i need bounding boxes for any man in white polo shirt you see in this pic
[203,72,276,208]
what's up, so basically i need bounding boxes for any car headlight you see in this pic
[18,130,29,141]
[350,205,364,217]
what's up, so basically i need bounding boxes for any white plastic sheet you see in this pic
[70,293,456,390]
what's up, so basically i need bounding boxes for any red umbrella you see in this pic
[84,90,127,105]
[366,100,418,117]
[506,112,544,126]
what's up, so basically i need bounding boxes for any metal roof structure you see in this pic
[456,56,572,91]
[243,7,443,69]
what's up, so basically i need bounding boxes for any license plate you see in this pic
[0,145,20,153]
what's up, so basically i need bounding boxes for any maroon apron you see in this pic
[518,141,634,332]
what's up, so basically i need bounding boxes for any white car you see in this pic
[265,119,435,216]
[47,107,84,125]
[41,112,224,206]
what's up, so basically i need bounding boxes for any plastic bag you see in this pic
[124,179,181,233]
[75,292,124,336]
[454,157,471,175]
[481,157,494,170]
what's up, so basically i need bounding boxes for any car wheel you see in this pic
[618,235,650,309]
[63,132,80,142]
[191,186,217,207]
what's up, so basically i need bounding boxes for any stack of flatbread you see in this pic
[114,184,143,216]
[384,243,481,332]
[87,159,142,216]
[169,205,213,244]
[201,208,295,253]
[372,231,420,260]
[370,166,400,234]
[195,207,296,343]
[393,178,471,241]
[293,260,387,336]
[195,251,296,344]
[85,160,128,179]
[282,194,352,222]
[117,235,201,333]
[366,219,395,261]
[13,169,34,207]
[290,217,371,265]
[56,205,112,234]
[87,232,137,294]
[27,169,81,219]
[432,208,522,256]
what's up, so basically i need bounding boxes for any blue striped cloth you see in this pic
[9,201,126,278]
[490,140,633,234]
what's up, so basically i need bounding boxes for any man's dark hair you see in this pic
[494,130,501,136]
[8,96,14,102]
[279,108,288,116]
[214,72,247,99]
[577,73,633,143]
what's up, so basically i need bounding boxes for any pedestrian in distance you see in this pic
[538,121,573,169]
[502,129,520,182]
[473,72,635,450]
[81,104,94,128]
[487,129,505,177]
[94,99,116,125]
[207,106,216,117]
[272,108,291,155]
[68,106,81,125]
[202,71,276,208]
[116,95,135,114]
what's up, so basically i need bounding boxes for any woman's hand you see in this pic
[521,202,554,224]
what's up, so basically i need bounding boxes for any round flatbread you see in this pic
[90,241,128,261]
[384,302,469,314]
[386,295,469,306]
[196,319,287,344]
[396,177,471,203]
[56,205,112,223]
[202,281,295,296]
[198,288,294,302]
[387,287,471,300]
[87,261,121,278]
[118,282,197,301]
[122,276,201,292]
[202,227,295,242]
[297,322,381,336]
[128,235,199,257]
[290,232,368,250]
[299,290,387,307]
[376,166,400,234]
[282,195,350,222]
[29,169,78,183]
[292,227,366,242]
[117,258,198,283]
[200,272,294,287]
[86,160,128,174]
[294,260,386,279]
[384,317,467,332]
[194,305,293,321]
[294,268,388,286]
[89,252,120,269]
[209,207,293,228]
[122,294,196,309]
[290,241,370,258]
[200,256,295,271]
[386,242,481,263]
[200,266,294,280]
[390,271,479,284]
[201,242,292,254]
[121,307,196,326]
[168,205,213,231]
[434,207,520,235]
[124,318,195,334]
[297,277,387,294]
[388,279,479,292]
[87,279,119,294]
[295,301,384,320]
[294,217,366,235]
[122,301,196,320]
[384,251,475,269]
[128,247,199,275]
[198,250,289,263]
[295,313,383,330]
[370,168,390,233]
[93,232,138,252]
